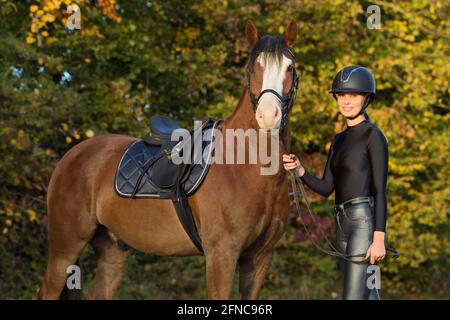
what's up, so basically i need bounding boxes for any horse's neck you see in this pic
[222,87,257,131]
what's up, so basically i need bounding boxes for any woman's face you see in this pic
[336,93,366,118]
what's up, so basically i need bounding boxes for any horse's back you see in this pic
[47,134,137,206]
[54,133,136,169]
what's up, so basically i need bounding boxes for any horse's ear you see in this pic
[245,21,259,49]
[284,20,298,48]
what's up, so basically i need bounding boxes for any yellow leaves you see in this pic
[26,35,36,44]
[5,208,14,217]
[72,130,80,140]
[85,129,95,138]
[405,129,415,139]
[10,139,23,150]
[176,27,200,48]
[389,159,425,175]
[61,123,69,131]
[349,2,362,18]
[26,209,37,222]
[62,126,85,142]
[80,26,104,39]
[46,36,57,45]
[28,2,54,45]
[185,27,200,42]
[1,206,38,238]
[42,13,56,23]
[418,143,427,151]
[62,129,81,144]
[30,23,38,33]
[45,1,60,11]
[391,20,409,36]
[27,0,120,45]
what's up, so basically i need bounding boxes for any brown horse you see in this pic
[37,21,298,300]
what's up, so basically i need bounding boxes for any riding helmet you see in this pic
[330,66,376,119]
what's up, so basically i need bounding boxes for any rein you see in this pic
[288,170,400,264]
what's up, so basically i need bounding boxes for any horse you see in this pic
[37,20,299,300]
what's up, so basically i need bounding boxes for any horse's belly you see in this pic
[97,197,201,256]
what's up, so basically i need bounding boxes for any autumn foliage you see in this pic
[0,0,448,298]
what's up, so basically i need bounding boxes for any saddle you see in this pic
[114,115,221,253]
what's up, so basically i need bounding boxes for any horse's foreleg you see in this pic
[238,218,285,300]
[205,244,239,299]
[87,229,131,300]
[238,249,274,300]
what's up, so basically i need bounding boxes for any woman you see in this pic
[283,66,388,300]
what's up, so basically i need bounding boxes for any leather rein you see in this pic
[289,169,400,264]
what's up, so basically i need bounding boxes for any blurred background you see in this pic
[0,0,448,299]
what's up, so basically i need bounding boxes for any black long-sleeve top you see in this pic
[300,119,388,232]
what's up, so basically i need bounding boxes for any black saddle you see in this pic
[145,116,182,145]
[114,115,222,253]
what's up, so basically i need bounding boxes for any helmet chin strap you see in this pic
[344,110,364,120]
[344,95,371,120]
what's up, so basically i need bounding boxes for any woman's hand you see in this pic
[282,154,305,177]
[365,231,386,264]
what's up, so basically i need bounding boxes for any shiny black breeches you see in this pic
[334,200,381,300]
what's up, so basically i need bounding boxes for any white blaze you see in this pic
[255,53,293,130]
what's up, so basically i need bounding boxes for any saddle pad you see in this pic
[114,120,221,199]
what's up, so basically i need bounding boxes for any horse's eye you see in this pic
[287,65,294,72]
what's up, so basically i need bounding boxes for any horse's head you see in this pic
[245,21,299,130]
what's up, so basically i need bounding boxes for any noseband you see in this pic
[246,48,300,128]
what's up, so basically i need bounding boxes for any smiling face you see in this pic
[336,93,367,118]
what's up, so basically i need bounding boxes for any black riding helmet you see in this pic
[330,66,376,120]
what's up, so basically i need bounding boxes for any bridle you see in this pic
[246,48,299,128]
